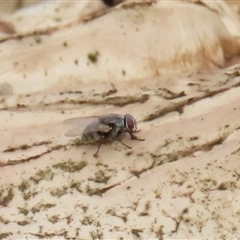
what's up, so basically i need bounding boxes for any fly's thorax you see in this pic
[97,115,125,139]
[98,115,125,128]
[110,125,124,137]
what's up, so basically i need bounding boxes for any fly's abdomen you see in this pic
[82,132,101,144]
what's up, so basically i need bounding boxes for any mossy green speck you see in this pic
[87,51,100,64]
[0,187,14,206]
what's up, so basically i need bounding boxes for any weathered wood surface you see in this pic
[1,0,240,239]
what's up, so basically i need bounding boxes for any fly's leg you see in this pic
[93,141,103,157]
[129,131,145,141]
[120,130,145,141]
[132,129,141,133]
[122,129,141,133]
[117,139,132,149]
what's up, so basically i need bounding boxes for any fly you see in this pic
[63,113,144,157]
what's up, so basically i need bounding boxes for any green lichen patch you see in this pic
[0,233,12,240]
[131,229,143,238]
[17,220,30,226]
[218,181,236,191]
[0,187,14,206]
[18,181,30,192]
[18,180,37,200]
[139,201,151,216]
[18,207,29,216]
[31,203,56,214]
[53,160,87,173]
[85,185,101,196]
[32,232,65,238]
[0,216,9,224]
[106,208,128,222]
[70,181,82,193]
[30,168,55,184]
[48,214,60,223]
[89,170,111,184]
[81,215,94,225]
[199,178,217,191]
[89,229,103,239]
[22,190,38,200]
[50,186,68,197]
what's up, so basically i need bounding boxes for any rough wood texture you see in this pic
[1,0,240,239]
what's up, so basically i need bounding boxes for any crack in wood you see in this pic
[1,78,240,112]
[143,84,240,121]
[0,20,77,44]
[0,94,149,110]
[116,133,230,182]
[3,141,51,153]
[88,176,133,196]
[163,207,189,234]
[0,145,65,168]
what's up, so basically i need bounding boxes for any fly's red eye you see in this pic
[125,114,136,131]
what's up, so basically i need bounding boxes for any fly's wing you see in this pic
[63,116,112,137]
[64,114,122,125]
[63,116,100,137]
[63,116,101,125]
[64,125,85,137]
[82,121,112,135]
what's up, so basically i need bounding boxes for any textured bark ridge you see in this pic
[1,0,240,239]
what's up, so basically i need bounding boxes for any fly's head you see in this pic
[124,114,138,132]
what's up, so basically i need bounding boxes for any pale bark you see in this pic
[1,1,240,239]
